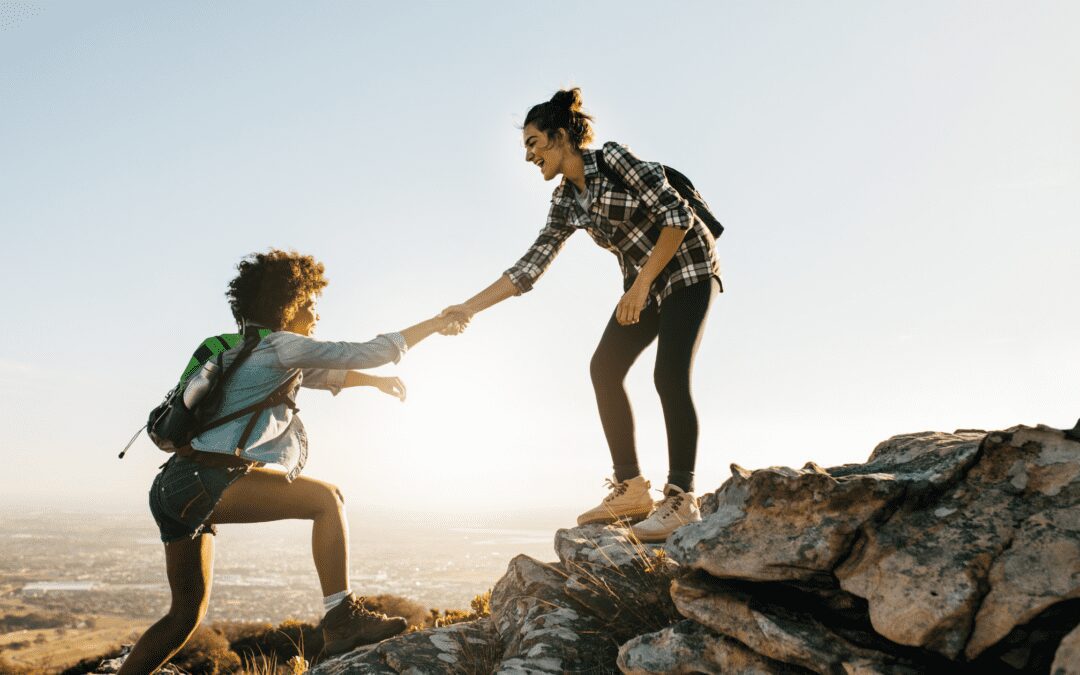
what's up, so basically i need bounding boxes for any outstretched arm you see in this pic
[397,313,462,348]
[343,371,407,401]
[442,198,576,326]
[441,274,519,323]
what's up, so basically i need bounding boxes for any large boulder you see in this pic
[668,430,984,586]
[668,462,903,585]
[668,425,1079,669]
[837,426,1080,659]
[669,573,929,674]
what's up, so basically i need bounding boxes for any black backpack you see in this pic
[594,154,724,239]
[119,328,297,458]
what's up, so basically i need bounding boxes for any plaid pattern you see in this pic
[505,142,721,306]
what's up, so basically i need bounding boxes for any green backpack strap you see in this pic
[179,328,272,383]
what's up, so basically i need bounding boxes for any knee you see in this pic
[167,596,208,634]
[653,366,689,401]
[315,481,345,516]
[590,350,622,388]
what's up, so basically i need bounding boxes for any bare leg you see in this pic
[209,467,348,596]
[118,534,213,674]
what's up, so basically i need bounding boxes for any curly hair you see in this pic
[226,249,328,329]
[523,87,595,150]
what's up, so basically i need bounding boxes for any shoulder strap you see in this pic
[180,328,270,383]
[596,151,724,238]
[594,152,631,194]
[193,371,300,454]
[191,329,264,429]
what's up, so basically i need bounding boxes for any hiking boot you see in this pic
[576,475,654,526]
[321,593,407,656]
[630,484,701,543]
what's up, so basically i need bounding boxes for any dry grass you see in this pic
[559,528,683,655]
[427,590,492,629]
[58,590,496,674]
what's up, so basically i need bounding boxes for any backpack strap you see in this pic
[190,329,265,434]
[195,371,301,454]
[594,151,724,238]
[594,152,631,194]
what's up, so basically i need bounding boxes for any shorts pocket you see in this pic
[158,469,212,524]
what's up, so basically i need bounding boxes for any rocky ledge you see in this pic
[313,424,1080,674]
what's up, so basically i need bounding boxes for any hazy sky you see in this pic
[2,1,1077,519]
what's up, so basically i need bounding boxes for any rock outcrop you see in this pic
[313,526,678,673]
[313,424,1080,673]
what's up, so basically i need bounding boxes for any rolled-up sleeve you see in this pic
[270,331,408,371]
[504,200,575,293]
[602,142,694,231]
[299,368,348,395]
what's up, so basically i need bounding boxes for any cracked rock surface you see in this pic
[313,424,1079,673]
[312,524,675,673]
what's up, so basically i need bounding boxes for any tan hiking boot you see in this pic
[576,475,654,526]
[630,484,701,543]
[321,593,407,656]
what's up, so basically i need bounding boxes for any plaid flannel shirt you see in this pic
[505,142,721,307]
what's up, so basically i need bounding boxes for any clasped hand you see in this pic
[437,304,473,335]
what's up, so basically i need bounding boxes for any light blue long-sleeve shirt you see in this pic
[190,330,408,480]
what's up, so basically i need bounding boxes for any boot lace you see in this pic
[345,595,389,620]
[653,492,685,521]
[602,477,630,502]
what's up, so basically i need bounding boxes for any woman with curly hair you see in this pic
[120,249,462,672]
[441,88,721,543]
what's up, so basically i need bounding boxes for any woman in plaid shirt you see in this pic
[442,88,721,543]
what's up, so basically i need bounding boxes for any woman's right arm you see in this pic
[441,274,519,322]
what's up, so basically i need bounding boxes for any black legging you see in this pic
[589,278,719,493]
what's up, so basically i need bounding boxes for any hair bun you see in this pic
[523,87,594,150]
[550,87,583,112]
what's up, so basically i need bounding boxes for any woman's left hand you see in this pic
[616,284,650,326]
[372,376,407,402]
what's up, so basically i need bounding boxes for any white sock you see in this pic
[323,589,350,613]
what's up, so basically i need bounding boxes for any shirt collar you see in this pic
[555,149,600,203]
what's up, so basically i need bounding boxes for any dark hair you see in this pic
[523,87,594,150]
[226,249,328,329]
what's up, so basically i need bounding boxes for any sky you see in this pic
[1,1,1077,521]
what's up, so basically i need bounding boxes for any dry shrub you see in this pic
[426,590,492,629]
[171,625,242,673]
[59,646,126,675]
[211,620,275,643]
[360,594,429,628]
[225,619,320,666]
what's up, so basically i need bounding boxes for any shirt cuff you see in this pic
[324,369,348,396]
[661,207,694,230]
[381,332,408,362]
[504,267,535,294]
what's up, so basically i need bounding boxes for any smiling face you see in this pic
[283,293,320,336]
[523,123,573,182]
